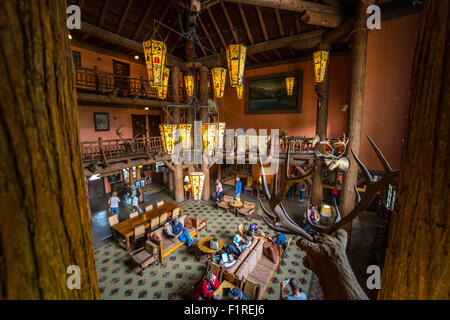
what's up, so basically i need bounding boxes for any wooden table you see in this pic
[112,202,182,251]
[229,200,243,217]
[214,280,238,300]
[197,236,224,254]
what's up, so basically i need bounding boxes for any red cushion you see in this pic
[263,241,279,264]
[184,216,193,229]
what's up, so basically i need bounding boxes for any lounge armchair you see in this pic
[128,240,159,275]
[237,201,256,218]
[218,195,233,212]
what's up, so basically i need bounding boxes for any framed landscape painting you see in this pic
[245,72,303,114]
[94,112,110,131]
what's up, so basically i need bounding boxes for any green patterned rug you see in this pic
[94,201,324,300]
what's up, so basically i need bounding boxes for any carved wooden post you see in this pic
[94,66,101,93]
[311,42,331,207]
[136,167,143,203]
[339,0,372,236]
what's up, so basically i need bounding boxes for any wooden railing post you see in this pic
[93,66,101,93]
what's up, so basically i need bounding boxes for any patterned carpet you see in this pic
[143,183,165,195]
[94,201,324,300]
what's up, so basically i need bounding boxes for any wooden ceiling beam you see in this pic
[198,29,325,65]
[237,3,254,44]
[116,0,134,34]
[79,21,183,65]
[198,16,217,52]
[256,6,269,41]
[147,0,173,39]
[98,0,112,28]
[220,2,239,43]
[295,12,302,33]
[275,9,285,37]
[132,1,157,41]
[223,0,344,28]
[207,8,227,50]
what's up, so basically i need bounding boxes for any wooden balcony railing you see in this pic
[75,67,186,102]
[81,135,314,168]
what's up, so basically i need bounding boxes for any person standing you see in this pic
[215,179,223,201]
[234,176,242,201]
[299,182,306,202]
[131,189,142,213]
[280,278,307,300]
[108,192,120,215]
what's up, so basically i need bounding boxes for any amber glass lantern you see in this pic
[285,76,295,96]
[226,44,247,87]
[142,39,167,87]
[202,122,225,157]
[313,50,329,83]
[157,67,170,100]
[190,172,205,200]
[236,85,243,100]
[184,74,194,97]
[211,67,227,98]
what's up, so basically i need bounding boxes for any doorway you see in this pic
[148,115,161,137]
[132,114,147,139]
[88,178,105,197]
[113,60,130,93]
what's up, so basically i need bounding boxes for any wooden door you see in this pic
[113,60,130,93]
[132,114,147,139]
[88,178,105,197]
[148,115,161,137]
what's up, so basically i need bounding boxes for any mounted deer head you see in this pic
[260,135,399,241]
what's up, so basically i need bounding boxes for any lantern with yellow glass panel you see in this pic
[211,67,227,98]
[313,50,329,83]
[142,39,167,87]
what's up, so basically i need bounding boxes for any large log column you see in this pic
[339,0,372,236]
[311,42,331,207]
[379,0,449,300]
[0,0,99,299]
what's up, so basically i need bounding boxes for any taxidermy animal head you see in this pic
[342,102,349,112]
[325,157,350,172]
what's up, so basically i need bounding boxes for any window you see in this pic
[72,51,81,68]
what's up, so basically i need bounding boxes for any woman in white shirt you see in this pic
[108,192,120,215]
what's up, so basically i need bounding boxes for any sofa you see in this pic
[234,239,281,300]
[148,214,199,263]
[222,236,258,275]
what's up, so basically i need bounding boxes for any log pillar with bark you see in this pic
[339,0,373,236]
[0,0,99,299]
[199,66,209,122]
[379,0,449,300]
[172,65,181,122]
[311,41,331,207]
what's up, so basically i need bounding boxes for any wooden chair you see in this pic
[145,205,154,212]
[128,241,159,276]
[156,200,164,207]
[218,195,233,212]
[159,212,168,224]
[208,261,222,283]
[150,216,159,230]
[244,176,254,195]
[134,225,146,248]
[222,272,235,284]
[237,201,256,219]
[243,278,260,300]
[129,212,139,219]
[172,207,180,220]
[281,236,293,264]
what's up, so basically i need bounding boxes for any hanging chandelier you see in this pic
[211,67,227,98]
[143,39,167,87]
[226,44,247,87]
[184,74,194,97]
[202,122,226,157]
[236,85,243,100]
[157,66,170,100]
[285,76,295,96]
[313,50,329,83]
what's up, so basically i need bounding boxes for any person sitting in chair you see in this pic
[193,272,221,300]
[247,224,258,237]
[269,231,286,251]
[164,217,193,248]
[225,233,252,256]
[228,288,249,300]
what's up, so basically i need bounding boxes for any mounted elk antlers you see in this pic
[260,134,399,241]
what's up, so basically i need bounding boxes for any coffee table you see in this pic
[229,200,243,217]
[198,236,224,254]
